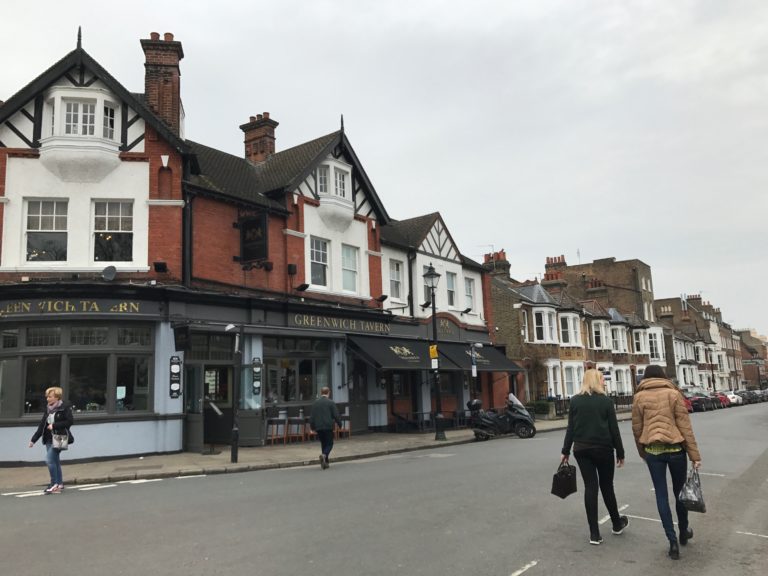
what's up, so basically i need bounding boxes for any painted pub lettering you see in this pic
[292,313,390,335]
[0,299,142,317]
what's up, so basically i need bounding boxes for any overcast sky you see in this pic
[3,1,767,335]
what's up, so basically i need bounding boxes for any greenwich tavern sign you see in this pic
[0,299,161,319]
[290,313,390,335]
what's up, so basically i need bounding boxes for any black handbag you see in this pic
[551,461,578,499]
[679,467,706,513]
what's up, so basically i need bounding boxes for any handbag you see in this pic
[551,461,578,499]
[678,466,706,513]
[52,431,69,450]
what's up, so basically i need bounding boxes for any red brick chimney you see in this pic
[240,113,279,163]
[141,32,184,135]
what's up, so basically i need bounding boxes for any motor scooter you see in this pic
[467,394,536,440]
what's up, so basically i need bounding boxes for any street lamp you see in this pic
[423,263,445,441]
[225,323,244,463]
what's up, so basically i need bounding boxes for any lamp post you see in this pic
[423,263,445,441]
[469,342,483,399]
[225,323,244,463]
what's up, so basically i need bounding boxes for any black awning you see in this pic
[437,342,524,373]
[348,336,431,370]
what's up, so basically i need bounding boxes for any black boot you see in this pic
[680,527,693,546]
[669,541,680,560]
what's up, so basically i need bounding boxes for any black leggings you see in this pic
[574,447,621,534]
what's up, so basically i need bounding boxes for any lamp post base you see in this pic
[434,414,447,441]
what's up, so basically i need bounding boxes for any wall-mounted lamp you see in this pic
[461,307,472,314]
[287,263,297,276]
[375,294,388,303]
[296,283,310,292]
[153,261,168,273]
[379,377,387,389]
[420,300,431,310]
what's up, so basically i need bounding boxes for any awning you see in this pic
[437,342,524,373]
[348,336,432,370]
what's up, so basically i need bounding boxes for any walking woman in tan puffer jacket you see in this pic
[632,365,702,561]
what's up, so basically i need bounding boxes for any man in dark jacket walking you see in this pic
[310,386,342,469]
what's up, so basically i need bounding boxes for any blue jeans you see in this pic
[645,451,688,543]
[45,443,63,486]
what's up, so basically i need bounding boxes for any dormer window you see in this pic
[334,168,347,198]
[103,104,116,139]
[318,165,329,194]
[65,101,96,135]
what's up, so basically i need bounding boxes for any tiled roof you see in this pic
[250,132,340,195]
[607,308,628,324]
[185,140,287,212]
[580,299,611,319]
[380,213,439,248]
[516,283,557,305]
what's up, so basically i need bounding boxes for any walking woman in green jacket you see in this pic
[561,369,628,545]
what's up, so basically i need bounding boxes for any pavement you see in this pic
[2,415,615,492]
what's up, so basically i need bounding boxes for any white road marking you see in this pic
[736,531,768,539]
[509,560,538,576]
[16,492,46,498]
[2,490,43,496]
[78,484,117,491]
[699,472,726,477]
[599,504,629,525]
[176,474,207,479]
[117,479,163,484]
[70,484,103,489]
[625,514,674,525]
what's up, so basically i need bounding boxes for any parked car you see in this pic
[681,389,713,412]
[724,390,743,406]
[680,394,693,413]
[711,392,730,408]
[737,390,759,404]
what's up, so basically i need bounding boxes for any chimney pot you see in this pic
[250,116,256,122]
[263,112,270,119]
[150,32,160,40]
[164,32,174,41]
[257,114,263,121]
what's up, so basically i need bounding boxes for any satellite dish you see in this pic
[101,265,117,281]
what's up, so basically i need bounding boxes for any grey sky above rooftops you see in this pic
[3,0,766,335]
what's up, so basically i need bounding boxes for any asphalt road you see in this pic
[3,404,767,576]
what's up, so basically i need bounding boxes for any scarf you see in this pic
[47,400,63,414]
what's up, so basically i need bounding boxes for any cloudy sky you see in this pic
[3,1,767,335]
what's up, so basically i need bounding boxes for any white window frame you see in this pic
[334,168,347,198]
[93,200,133,262]
[564,366,575,396]
[310,236,329,288]
[611,327,627,353]
[103,103,116,140]
[25,199,69,262]
[446,272,457,307]
[464,278,475,311]
[341,244,358,293]
[559,314,581,346]
[389,259,402,300]
[64,100,96,136]
[522,310,529,342]
[649,332,662,362]
[318,165,329,195]
[533,308,558,344]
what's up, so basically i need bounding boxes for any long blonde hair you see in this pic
[578,369,606,396]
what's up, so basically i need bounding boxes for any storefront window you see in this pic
[263,337,333,403]
[116,356,149,411]
[24,356,61,413]
[10,323,154,416]
[69,356,108,412]
[2,329,18,349]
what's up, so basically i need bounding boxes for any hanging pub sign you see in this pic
[239,212,268,263]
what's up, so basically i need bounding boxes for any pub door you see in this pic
[183,365,204,453]
[349,360,369,434]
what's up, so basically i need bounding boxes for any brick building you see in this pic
[0,31,518,463]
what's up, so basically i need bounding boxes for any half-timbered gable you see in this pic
[0,33,189,278]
